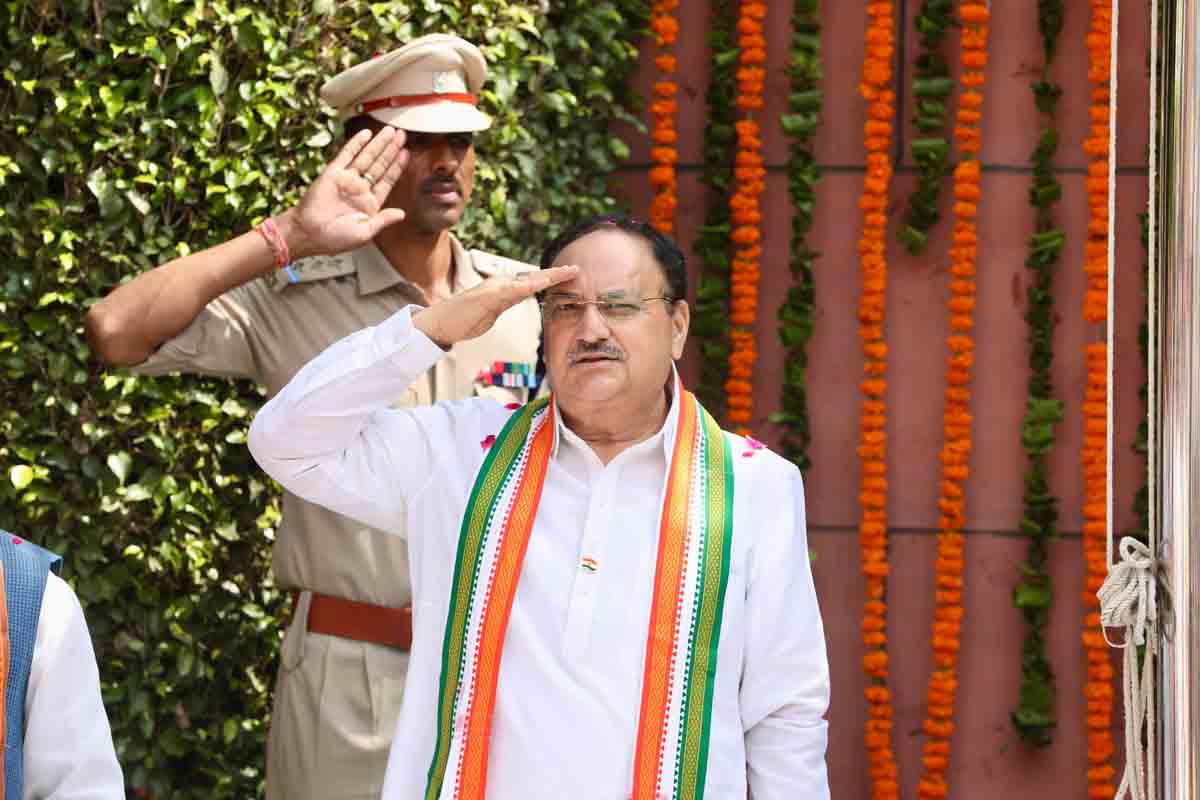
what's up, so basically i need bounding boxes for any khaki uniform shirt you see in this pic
[133,235,541,606]
[133,235,540,798]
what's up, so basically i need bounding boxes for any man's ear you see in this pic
[670,300,690,360]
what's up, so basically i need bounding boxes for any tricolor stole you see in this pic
[424,386,734,800]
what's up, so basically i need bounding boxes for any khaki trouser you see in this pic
[266,592,409,800]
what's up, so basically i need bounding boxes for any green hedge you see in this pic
[0,1,645,795]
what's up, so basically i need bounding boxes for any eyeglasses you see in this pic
[539,295,675,325]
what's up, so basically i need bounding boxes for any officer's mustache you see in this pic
[567,341,625,364]
[421,175,463,195]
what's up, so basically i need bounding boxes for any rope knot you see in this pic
[1096,536,1164,800]
[1098,536,1158,649]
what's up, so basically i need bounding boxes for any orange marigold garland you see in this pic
[724,0,767,432]
[648,0,680,235]
[916,3,988,798]
[1080,0,1116,795]
[857,3,899,799]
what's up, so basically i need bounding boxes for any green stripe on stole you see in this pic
[424,398,549,800]
[675,405,735,798]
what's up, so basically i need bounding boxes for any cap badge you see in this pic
[431,70,455,94]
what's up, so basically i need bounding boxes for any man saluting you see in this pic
[248,209,831,799]
[85,34,541,799]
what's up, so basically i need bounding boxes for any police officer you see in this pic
[85,34,540,800]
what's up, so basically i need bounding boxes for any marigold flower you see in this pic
[739,47,767,66]
[863,652,890,674]
[959,92,983,110]
[959,3,990,24]
[650,16,679,45]
[961,51,988,69]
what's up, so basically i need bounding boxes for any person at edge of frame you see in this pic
[0,530,124,798]
[84,33,542,800]
[247,208,831,799]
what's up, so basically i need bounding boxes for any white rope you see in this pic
[1100,537,1160,800]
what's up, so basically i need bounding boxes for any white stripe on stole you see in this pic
[445,409,549,798]
[657,413,709,798]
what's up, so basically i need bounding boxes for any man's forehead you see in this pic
[553,261,660,295]
[545,286,641,299]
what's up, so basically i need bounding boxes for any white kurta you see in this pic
[27,573,124,799]
[248,306,830,800]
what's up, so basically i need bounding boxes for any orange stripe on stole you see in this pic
[630,394,699,798]
[457,413,556,798]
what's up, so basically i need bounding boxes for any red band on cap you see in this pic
[357,93,478,114]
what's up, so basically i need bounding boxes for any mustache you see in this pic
[567,341,625,364]
[421,176,463,194]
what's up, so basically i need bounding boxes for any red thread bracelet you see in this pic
[255,217,290,270]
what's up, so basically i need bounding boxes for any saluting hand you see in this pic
[279,127,410,260]
[414,266,579,348]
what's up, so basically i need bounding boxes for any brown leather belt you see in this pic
[298,592,413,650]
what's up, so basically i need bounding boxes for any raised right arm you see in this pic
[84,127,410,366]
[247,265,577,533]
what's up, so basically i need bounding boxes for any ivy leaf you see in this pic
[107,451,133,486]
[223,718,238,745]
[138,0,170,28]
[126,190,151,216]
[177,647,195,677]
[210,52,229,97]
[125,484,153,502]
[9,465,34,490]
[305,129,333,149]
[86,169,124,219]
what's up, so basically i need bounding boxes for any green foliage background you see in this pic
[0,0,646,795]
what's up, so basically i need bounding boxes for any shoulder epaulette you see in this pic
[270,253,357,292]
[469,249,537,279]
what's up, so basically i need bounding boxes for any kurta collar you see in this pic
[548,363,683,464]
